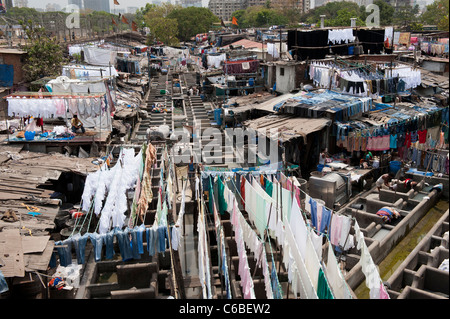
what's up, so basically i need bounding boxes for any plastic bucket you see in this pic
[25,131,36,140]
[348,46,354,55]
[389,161,401,174]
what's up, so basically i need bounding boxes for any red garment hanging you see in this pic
[240,175,246,210]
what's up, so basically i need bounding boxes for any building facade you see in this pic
[83,0,110,13]
[181,0,203,7]
[208,0,248,22]
[68,0,83,9]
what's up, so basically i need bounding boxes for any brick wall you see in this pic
[0,53,26,85]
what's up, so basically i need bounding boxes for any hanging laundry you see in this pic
[317,268,334,299]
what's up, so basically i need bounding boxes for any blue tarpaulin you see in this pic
[0,64,13,87]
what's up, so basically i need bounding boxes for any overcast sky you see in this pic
[26,0,209,11]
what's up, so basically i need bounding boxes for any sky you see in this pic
[25,0,209,11]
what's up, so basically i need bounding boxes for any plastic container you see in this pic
[214,108,223,125]
[348,46,354,55]
[389,160,401,174]
[25,131,36,140]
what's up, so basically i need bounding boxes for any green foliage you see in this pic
[20,21,67,83]
[167,7,219,42]
[5,6,40,17]
[301,1,364,26]
[230,6,288,28]
[392,5,420,28]
[143,3,219,45]
[360,0,395,26]
[420,0,449,31]
[324,9,365,27]
[143,3,180,45]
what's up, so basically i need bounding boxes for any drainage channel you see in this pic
[354,199,449,299]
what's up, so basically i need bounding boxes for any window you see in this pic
[280,67,284,76]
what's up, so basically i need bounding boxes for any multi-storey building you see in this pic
[181,0,203,7]
[68,0,83,10]
[13,0,28,8]
[208,0,248,22]
[84,0,110,13]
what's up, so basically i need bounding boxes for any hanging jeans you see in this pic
[89,233,104,262]
[319,207,332,234]
[72,233,89,265]
[115,229,133,261]
[146,227,157,256]
[157,226,169,254]
[55,239,73,267]
[104,231,115,260]
[310,198,318,230]
[135,224,146,255]
[129,227,142,260]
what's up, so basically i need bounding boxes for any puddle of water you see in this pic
[97,272,117,284]
[412,192,427,201]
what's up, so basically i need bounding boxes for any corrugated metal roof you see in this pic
[243,114,331,142]
[224,39,266,49]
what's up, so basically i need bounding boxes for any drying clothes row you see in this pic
[389,67,422,90]
[333,103,448,151]
[328,28,354,44]
[130,143,158,226]
[62,65,119,80]
[275,90,372,121]
[208,181,233,299]
[198,196,213,299]
[274,175,352,299]
[309,66,417,98]
[7,95,109,120]
[219,178,277,299]
[7,97,67,118]
[420,41,449,56]
[81,147,143,234]
[67,96,107,118]
[223,59,259,75]
[274,172,384,299]
[267,42,288,58]
[303,194,354,251]
[211,175,276,298]
[206,171,353,298]
[354,222,390,299]
[53,224,172,267]
[337,125,447,154]
[288,28,389,61]
[404,148,449,174]
[116,58,142,75]
[207,53,227,69]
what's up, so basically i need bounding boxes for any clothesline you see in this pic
[4,93,106,99]
[292,41,386,50]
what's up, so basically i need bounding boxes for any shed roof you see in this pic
[242,114,331,142]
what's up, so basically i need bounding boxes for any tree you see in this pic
[420,0,449,31]
[360,0,394,26]
[143,3,180,45]
[167,7,219,42]
[393,5,420,29]
[146,17,179,46]
[19,20,67,82]
[301,1,364,26]
[325,9,365,27]
[230,5,288,28]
